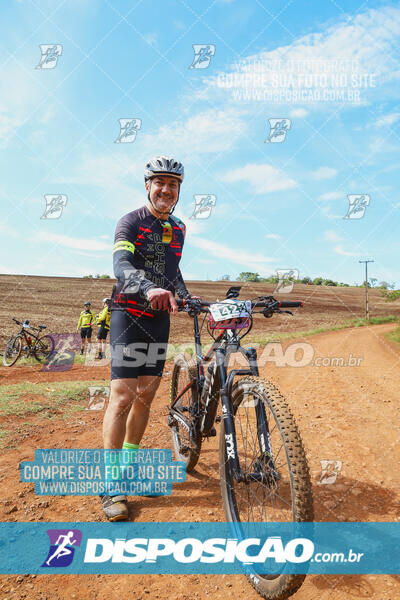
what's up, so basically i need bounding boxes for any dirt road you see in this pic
[0,323,399,599]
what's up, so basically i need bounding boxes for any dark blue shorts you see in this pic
[110,310,170,380]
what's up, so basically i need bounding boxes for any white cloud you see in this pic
[312,167,337,180]
[55,153,142,188]
[196,258,215,264]
[375,112,400,127]
[0,112,21,147]
[180,271,198,280]
[0,217,17,237]
[38,104,57,125]
[0,58,47,147]
[173,207,207,236]
[266,233,282,240]
[32,232,111,252]
[204,6,400,106]
[318,191,343,202]
[56,107,248,204]
[143,33,158,46]
[189,236,274,274]
[321,204,342,219]
[141,108,247,156]
[221,163,296,194]
[324,229,343,243]
[53,153,146,216]
[173,20,187,31]
[334,244,362,257]
[289,108,308,118]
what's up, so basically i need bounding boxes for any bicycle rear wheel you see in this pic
[3,336,23,367]
[34,335,54,362]
[169,358,202,472]
[219,376,313,600]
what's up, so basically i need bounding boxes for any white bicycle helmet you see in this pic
[144,156,184,182]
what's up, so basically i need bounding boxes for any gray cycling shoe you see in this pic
[100,495,129,521]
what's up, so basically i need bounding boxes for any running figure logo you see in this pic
[318,460,342,485]
[114,118,142,143]
[265,119,291,143]
[274,269,299,294]
[343,194,370,219]
[41,194,67,219]
[189,45,216,69]
[122,268,145,294]
[190,195,216,219]
[87,386,110,411]
[36,45,63,69]
[42,529,82,567]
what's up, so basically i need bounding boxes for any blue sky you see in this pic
[1,0,400,286]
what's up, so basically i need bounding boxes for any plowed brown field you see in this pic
[1,275,400,348]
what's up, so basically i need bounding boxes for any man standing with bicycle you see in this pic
[101,156,194,521]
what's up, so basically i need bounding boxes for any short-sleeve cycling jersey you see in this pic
[112,205,189,318]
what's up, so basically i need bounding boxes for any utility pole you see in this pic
[359,260,374,320]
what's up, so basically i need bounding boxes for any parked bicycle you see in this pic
[2,318,54,367]
[168,286,314,600]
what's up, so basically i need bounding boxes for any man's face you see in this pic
[146,175,179,214]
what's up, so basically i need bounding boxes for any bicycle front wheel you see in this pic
[169,358,202,472]
[219,376,313,600]
[3,336,23,367]
[34,335,54,362]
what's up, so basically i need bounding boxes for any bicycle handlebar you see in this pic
[176,298,210,309]
[12,318,41,331]
[176,297,304,313]
[278,301,304,308]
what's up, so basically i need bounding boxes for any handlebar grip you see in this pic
[176,298,211,310]
[279,301,304,308]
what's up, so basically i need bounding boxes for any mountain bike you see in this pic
[168,286,314,600]
[2,318,54,367]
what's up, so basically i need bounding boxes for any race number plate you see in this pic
[209,299,251,323]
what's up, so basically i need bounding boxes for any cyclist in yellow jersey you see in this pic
[77,301,96,355]
[95,298,111,360]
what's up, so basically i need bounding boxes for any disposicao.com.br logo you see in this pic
[0,521,383,575]
[83,535,314,565]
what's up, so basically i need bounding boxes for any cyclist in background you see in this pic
[100,156,196,521]
[95,298,111,360]
[77,301,96,355]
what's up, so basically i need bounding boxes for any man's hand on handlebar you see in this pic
[146,288,178,314]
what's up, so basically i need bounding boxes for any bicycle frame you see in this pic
[171,313,271,484]
[18,326,41,353]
